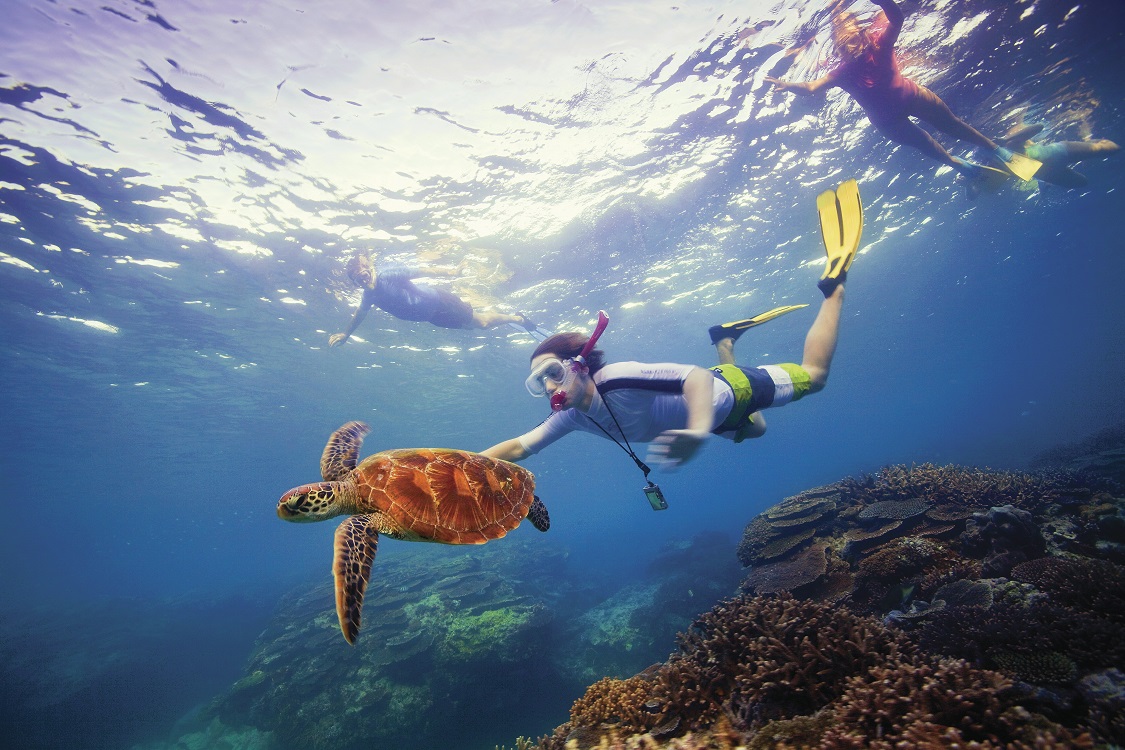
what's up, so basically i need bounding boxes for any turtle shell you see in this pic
[354,448,536,544]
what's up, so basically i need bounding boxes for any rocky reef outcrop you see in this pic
[138,531,741,750]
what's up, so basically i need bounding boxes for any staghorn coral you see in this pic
[548,459,1122,750]
[647,594,916,733]
[822,656,1012,747]
[821,656,1092,748]
[568,674,658,733]
[915,599,1060,663]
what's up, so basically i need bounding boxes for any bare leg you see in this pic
[715,338,736,366]
[1054,139,1120,163]
[801,285,844,393]
[908,86,998,151]
[872,115,961,167]
[472,310,525,329]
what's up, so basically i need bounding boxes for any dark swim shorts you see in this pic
[428,289,475,329]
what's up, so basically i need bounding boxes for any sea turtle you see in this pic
[277,420,550,644]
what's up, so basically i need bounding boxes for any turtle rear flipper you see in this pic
[528,496,550,532]
[321,421,371,481]
[333,514,380,645]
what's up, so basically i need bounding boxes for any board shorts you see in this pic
[710,363,812,442]
[427,290,475,329]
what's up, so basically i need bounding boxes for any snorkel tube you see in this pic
[550,310,610,412]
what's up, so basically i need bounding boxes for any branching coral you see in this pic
[648,594,916,733]
[821,656,1012,747]
[914,597,1125,674]
[568,674,658,733]
[1011,555,1125,623]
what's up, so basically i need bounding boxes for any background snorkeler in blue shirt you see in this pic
[328,254,532,347]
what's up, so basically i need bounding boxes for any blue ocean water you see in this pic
[1,0,1123,748]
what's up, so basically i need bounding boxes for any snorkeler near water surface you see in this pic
[765,0,1041,184]
[482,180,863,481]
[998,123,1120,190]
[329,254,545,347]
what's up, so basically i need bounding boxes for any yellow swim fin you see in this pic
[997,150,1042,181]
[817,177,864,282]
[708,304,810,345]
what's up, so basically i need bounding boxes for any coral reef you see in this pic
[528,445,1124,750]
[536,595,1092,750]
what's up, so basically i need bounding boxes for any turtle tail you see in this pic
[528,496,550,532]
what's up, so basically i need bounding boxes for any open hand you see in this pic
[329,333,347,347]
[646,429,711,471]
[765,76,790,91]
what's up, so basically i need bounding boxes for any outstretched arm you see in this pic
[766,73,835,96]
[329,303,372,347]
[481,438,531,463]
[871,0,903,47]
[646,367,716,470]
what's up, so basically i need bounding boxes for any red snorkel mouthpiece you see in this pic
[550,310,609,411]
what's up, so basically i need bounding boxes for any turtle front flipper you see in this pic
[333,513,380,645]
[528,496,550,532]
[321,421,371,481]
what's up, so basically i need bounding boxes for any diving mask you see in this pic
[526,310,611,412]
[525,357,578,399]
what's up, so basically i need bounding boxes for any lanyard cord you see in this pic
[583,384,651,479]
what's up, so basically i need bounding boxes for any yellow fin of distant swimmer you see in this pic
[817,178,864,281]
[1000,151,1042,181]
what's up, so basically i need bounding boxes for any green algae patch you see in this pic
[438,606,537,662]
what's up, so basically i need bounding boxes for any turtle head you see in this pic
[278,481,354,522]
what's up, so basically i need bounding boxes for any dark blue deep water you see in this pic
[2,1,1123,748]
